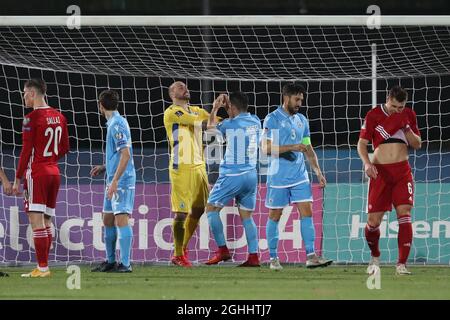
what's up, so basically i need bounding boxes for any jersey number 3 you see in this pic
[44,126,62,157]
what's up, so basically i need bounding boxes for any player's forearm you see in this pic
[0,169,9,184]
[357,140,372,165]
[405,130,422,150]
[305,147,322,176]
[265,143,299,156]
[15,147,32,179]
[111,148,131,184]
[207,108,220,130]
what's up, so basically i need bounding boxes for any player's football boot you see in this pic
[366,256,380,275]
[237,253,260,267]
[21,268,51,278]
[0,271,9,277]
[269,257,283,271]
[205,247,231,265]
[306,254,333,269]
[91,260,117,272]
[396,264,411,275]
[110,263,132,273]
[183,248,189,261]
[171,255,193,268]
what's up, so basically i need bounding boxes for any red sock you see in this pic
[365,224,380,257]
[398,216,413,264]
[46,226,53,259]
[33,228,49,268]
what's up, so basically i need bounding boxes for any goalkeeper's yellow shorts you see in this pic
[169,165,209,213]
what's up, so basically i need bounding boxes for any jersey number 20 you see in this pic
[44,126,62,157]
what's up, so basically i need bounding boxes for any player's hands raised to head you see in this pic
[2,179,12,196]
[364,162,378,179]
[213,94,227,111]
[90,165,106,177]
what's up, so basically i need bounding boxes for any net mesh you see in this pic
[0,24,449,265]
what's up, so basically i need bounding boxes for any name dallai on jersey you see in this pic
[23,117,61,126]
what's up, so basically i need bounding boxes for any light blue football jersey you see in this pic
[263,106,310,188]
[105,111,136,188]
[216,112,261,176]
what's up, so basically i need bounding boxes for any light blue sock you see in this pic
[301,216,316,255]
[207,211,226,247]
[242,217,258,254]
[266,218,279,259]
[104,226,117,263]
[117,225,133,267]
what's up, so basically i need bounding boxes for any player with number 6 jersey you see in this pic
[13,79,69,278]
[358,85,422,276]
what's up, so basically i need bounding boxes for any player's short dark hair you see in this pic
[229,91,249,112]
[282,82,306,97]
[24,79,47,95]
[389,85,408,102]
[98,90,119,110]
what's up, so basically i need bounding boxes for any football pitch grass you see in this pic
[1,265,449,300]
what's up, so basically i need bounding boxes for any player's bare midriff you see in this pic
[372,143,409,164]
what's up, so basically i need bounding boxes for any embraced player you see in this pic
[13,79,70,277]
[163,81,210,267]
[91,90,135,273]
[358,85,421,275]
[205,92,261,267]
[261,82,332,270]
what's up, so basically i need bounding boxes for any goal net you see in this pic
[0,16,449,265]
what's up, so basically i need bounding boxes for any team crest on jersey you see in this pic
[175,111,184,117]
[23,118,30,126]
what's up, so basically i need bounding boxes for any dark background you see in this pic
[1,0,450,15]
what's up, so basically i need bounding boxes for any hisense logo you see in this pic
[350,215,450,239]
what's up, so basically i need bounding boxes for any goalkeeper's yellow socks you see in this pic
[173,219,185,256]
[182,215,200,249]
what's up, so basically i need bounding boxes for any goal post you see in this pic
[0,15,449,266]
[2,15,450,26]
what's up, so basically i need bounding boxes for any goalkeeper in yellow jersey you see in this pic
[164,81,210,267]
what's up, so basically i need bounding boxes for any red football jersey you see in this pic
[16,107,70,179]
[359,105,420,150]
